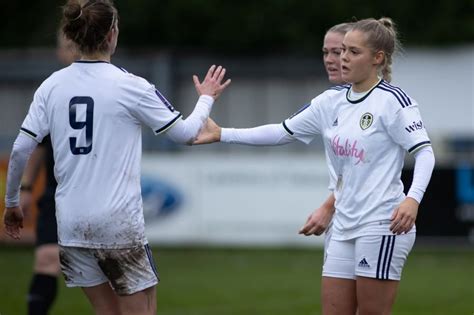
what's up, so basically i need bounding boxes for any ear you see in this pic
[106,28,115,43]
[373,50,385,66]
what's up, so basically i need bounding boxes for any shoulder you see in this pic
[328,83,351,93]
[309,84,349,107]
[375,80,415,109]
[112,66,155,96]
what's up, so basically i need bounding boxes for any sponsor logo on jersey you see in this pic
[359,112,373,130]
[331,135,366,165]
[404,120,424,133]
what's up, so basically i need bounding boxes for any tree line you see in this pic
[1,0,472,54]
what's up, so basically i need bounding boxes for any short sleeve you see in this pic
[386,103,431,154]
[282,95,324,144]
[20,87,49,143]
[130,86,183,134]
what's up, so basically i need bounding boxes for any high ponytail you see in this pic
[351,17,401,82]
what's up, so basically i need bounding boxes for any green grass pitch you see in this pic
[0,246,472,314]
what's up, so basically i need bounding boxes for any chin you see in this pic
[328,74,341,84]
[341,74,351,82]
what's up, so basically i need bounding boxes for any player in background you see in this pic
[194,17,435,314]
[3,1,230,315]
[19,33,80,315]
[298,22,352,255]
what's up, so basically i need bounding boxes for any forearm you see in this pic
[166,95,214,144]
[20,146,45,189]
[5,133,38,207]
[322,193,336,213]
[221,124,294,146]
[407,146,435,203]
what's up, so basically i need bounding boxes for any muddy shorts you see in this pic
[59,244,159,295]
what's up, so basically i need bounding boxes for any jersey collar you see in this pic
[74,60,110,64]
[346,78,383,104]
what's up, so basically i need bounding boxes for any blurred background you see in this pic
[0,1,472,314]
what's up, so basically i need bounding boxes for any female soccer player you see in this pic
[298,22,352,247]
[194,17,435,314]
[3,1,230,315]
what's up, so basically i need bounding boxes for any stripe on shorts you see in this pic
[144,244,159,279]
[377,235,396,280]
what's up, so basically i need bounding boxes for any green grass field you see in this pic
[0,246,472,315]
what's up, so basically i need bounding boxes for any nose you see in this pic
[341,50,349,63]
[325,54,336,65]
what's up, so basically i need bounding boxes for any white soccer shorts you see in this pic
[59,244,159,295]
[322,233,415,281]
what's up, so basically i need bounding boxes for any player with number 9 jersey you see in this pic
[21,62,188,249]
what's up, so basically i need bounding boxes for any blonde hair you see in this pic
[351,17,401,82]
[327,22,353,35]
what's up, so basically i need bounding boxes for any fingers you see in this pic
[221,78,232,89]
[192,75,200,86]
[206,65,216,80]
[390,208,398,221]
[4,224,20,240]
[299,221,325,236]
[390,212,415,235]
[212,66,223,80]
[217,67,226,82]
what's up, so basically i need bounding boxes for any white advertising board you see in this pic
[142,153,330,247]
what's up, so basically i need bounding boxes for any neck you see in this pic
[81,52,111,62]
[351,75,380,93]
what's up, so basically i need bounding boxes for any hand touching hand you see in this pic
[193,65,231,100]
[193,118,222,145]
[390,197,419,235]
[3,206,24,240]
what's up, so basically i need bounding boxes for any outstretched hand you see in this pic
[3,206,24,240]
[193,65,231,100]
[194,118,221,145]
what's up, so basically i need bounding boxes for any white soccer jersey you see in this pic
[21,61,182,249]
[283,80,431,240]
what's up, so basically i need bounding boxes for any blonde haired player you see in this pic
[194,17,435,314]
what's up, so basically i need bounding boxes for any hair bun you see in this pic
[378,17,394,29]
[64,2,82,21]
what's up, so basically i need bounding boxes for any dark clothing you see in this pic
[35,136,58,247]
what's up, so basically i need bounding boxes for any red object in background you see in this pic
[0,156,45,244]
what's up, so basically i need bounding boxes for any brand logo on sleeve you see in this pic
[404,120,424,133]
[359,113,373,130]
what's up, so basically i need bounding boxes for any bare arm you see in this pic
[299,193,336,236]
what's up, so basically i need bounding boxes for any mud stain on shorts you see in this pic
[95,246,149,295]
[59,249,73,282]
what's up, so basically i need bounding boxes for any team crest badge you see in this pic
[360,113,373,130]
